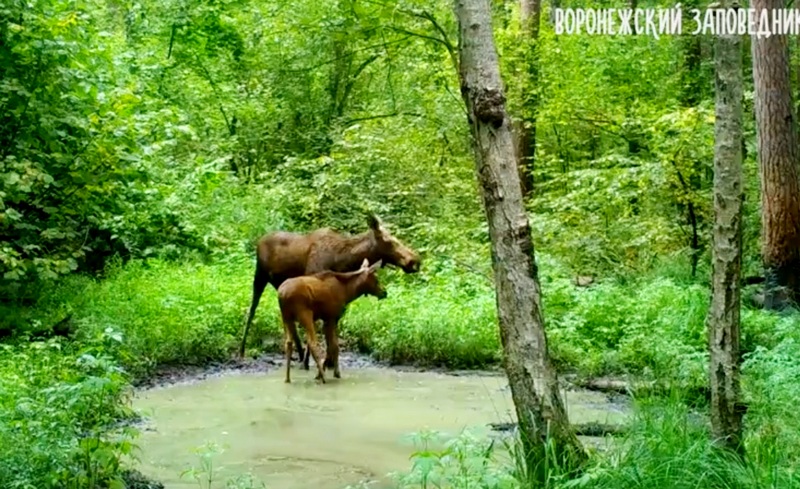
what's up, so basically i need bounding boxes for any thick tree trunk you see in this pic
[794,33,800,130]
[453,0,585,480]
[708,5,745,454]
[752,0,800,309]
[517,0,541,198]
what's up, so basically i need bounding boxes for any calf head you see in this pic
[357,258,387,299]
[367,214,421,274]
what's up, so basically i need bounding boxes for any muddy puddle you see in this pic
[132,362,628,489]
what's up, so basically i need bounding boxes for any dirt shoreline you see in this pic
[130,350,507,391]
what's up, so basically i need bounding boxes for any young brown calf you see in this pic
[277,259,386,383]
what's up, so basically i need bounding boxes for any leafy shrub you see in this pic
[0,332,137,488]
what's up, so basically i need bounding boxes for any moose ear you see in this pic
[361,258,370,269]
[369,260,383,272]
[367,213,381,231]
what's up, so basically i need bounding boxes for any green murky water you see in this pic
[132,367,627,489]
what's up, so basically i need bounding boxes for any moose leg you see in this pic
[324,319,340,378]
[303,343,311,371]
[301,320,321,370]
[298,311,326,383]
[239,265,269,359]
[292,328,305,366]
[282,317,296,383]
[301,322,312,370]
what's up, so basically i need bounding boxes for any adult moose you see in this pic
[238,213,420,360]
[278,259,386,383]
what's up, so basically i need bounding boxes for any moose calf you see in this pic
[277,259,386,384]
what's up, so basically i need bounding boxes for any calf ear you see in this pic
[361,258,370,269]
[367,213,381,230]
[369,260,383,272]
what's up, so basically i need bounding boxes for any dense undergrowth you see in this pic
[2,169,799,488]
[2,230,800,487]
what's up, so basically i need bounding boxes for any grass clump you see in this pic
[343,269,500,368]
[57,258,263,379]
[559,399,796,489]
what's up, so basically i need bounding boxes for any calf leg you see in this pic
[281,316,296,383]
[301,320,325,370]
[298,311,326,383]
[324,319,340,378]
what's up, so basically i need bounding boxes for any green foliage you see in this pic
[391,429,519,489]
[0,0,209,284]
[494,5,760,277]
[59,258,256,379]
[181,442,268,489]
[0,0,796,487]
[741,315,800,469]
[0,331,137,488]
[391,391,800,489]
[343,267,499,368]
[560,398,799,489]
[14,249,790,393]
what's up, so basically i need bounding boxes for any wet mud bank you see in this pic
[128,351,631,489]
[131,350,504,391]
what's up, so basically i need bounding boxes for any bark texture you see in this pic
[752,0,800,309]
[453,0,585,480]
[708,7,745,454]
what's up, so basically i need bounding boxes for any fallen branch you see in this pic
[568,377,711,402]
[489,421,627,437]
[573,422,627,437]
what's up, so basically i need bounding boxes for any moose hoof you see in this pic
[334,371,341,379]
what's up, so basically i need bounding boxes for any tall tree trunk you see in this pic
[794,36,800,130]
[681,7,703,107]
[517,0,541,198]
[452,0,585,481]
[679,0,705,276]
[752,0,800,309]
[708,4,745,455]
[548,0,560,25]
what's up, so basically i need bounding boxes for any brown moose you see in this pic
[278,259,386,383]
[238,214,420,361]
